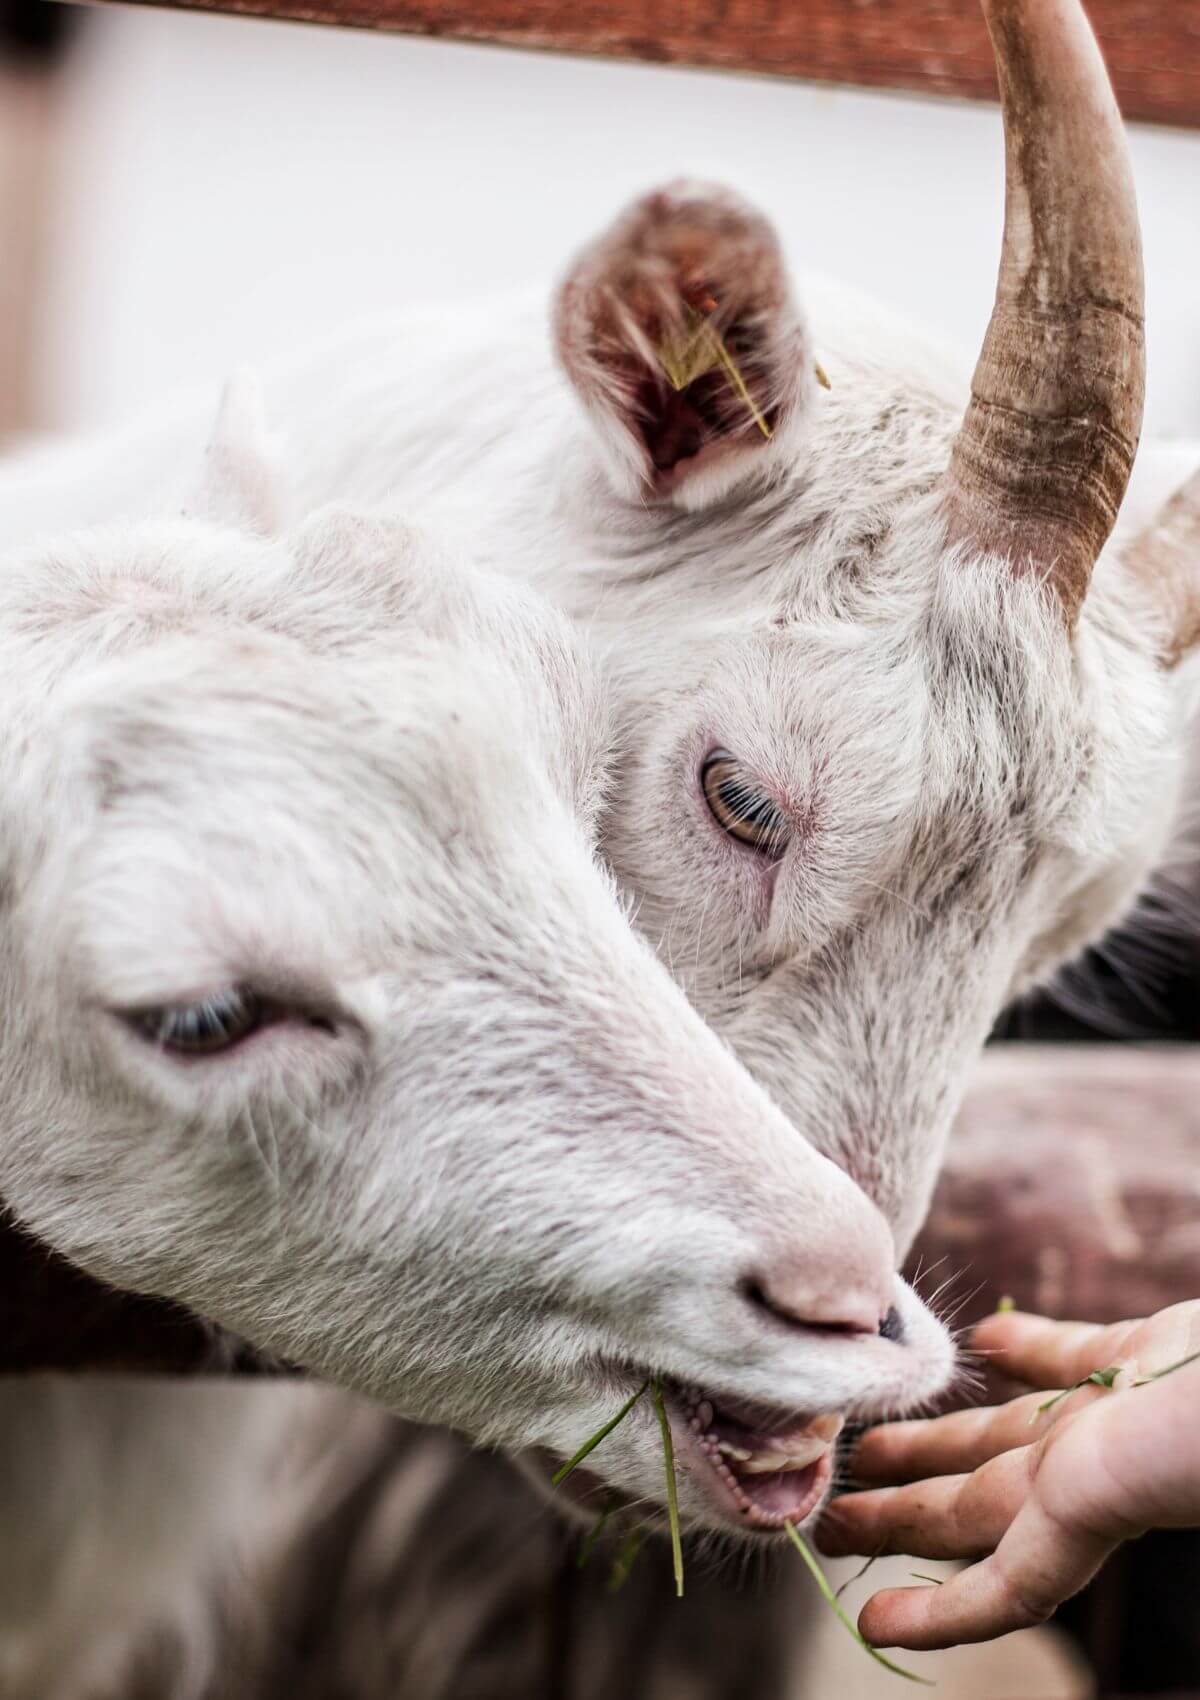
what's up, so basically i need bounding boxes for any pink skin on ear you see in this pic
[554,181,817,509]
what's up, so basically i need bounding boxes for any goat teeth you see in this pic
[715,1442,753,1462]
[695,1400,714,1430]
[736,1437,830,1475]
[807,1414,845,1444]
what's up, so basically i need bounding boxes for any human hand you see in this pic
[817,1300,1200,1650]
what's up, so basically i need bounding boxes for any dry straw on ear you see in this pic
[656,307,773,441]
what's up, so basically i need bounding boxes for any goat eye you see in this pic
[132,988,263,1055]
[700,750,789,855]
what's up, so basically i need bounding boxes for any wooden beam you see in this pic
[0,64,59,441]
[0,1208,283,1375]
[97,0,1200,131]
[912,1045,1200,1329]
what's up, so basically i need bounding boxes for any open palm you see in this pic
[818,1301,1200,1649]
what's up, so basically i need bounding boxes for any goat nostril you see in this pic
[878,1305,904,1343]
[742,1277,771,1316]
[741,1275,869,1337]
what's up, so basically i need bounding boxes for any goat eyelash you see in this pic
[130,987,265,1056]
[700,750,791,858]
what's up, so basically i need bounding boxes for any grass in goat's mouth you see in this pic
[554,1380,931,1683]
[652,1380,685,1598]
[552,1380,650,1485]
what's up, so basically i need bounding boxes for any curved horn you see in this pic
[944,0,1145,627]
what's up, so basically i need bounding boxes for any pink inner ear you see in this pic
[634,347,778,486]
[556,183,809,501]
[638,377,707,473]
[632,357,771,479]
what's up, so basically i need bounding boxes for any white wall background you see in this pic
[32,5,1200,440]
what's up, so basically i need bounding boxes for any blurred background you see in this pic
[3,0,1200,444]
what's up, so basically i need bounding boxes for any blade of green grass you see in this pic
[1033,1347,1200,1423]
[608,1527,648,1593]
[552,1381,650,1486]
[910,1573,944,1586]
[784,1522,935,1686]
[1034,1366,1120,1421]
[1135,1347,1200,1385]
[652,1380,684,1598]
[835,1551,881,1601]
[577,1493,618,1569]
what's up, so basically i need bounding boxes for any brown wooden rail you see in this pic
[88,0,1200,130]
[914,1045,1200,1327]
[0,1208,283,1375]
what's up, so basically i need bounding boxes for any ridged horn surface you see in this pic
[944,0,1145,627]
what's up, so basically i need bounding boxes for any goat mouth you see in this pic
[533,1377,844,1537]
[672,1384,843,1532]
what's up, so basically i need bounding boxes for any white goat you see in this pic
[1,0,1198,1688]
[0,387,952,1691]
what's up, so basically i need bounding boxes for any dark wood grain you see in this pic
[91,0,1200,131]
[912,1045,1200,1330]
[0,66,59,441]
[0,1207,280,1375]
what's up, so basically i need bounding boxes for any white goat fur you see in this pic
[0,168,1197,1688]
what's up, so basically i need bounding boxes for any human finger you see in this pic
[856,1495,1113,1651]
[971,1310,1143,1389]
[851,1382,1106,1485]
[818,1446,1037,1561]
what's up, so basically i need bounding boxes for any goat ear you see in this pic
[193,371,280,536]
[554,181,816,510]
[1123,468,1200,668]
